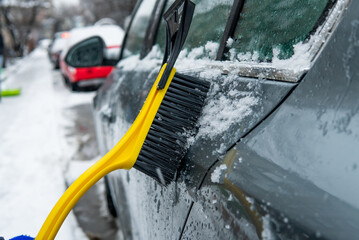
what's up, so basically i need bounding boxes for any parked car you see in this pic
[48,31,70,69]
[91,0,359,239]
[60,23,124,91]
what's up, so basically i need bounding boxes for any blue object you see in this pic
[9,236,34,240]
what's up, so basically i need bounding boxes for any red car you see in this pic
[60,24,124,91]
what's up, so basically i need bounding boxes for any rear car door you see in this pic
[178,0,353,239]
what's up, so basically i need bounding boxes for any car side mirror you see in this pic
[65,36,105,67]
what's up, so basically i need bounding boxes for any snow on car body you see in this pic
[92,0,359,239]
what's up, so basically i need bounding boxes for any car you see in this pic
[48,31,70,69]
[60,23,124,91]
[91,0,359,239]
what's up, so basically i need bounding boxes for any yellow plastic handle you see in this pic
[36,64,176,240]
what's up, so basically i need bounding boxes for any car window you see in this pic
[122,0,157,59]
[183,0,233,57]
[154,0,234,60]
[229,0,331,62]
[154,0,175,54]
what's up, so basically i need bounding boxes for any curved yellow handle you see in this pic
[36,65,176,240]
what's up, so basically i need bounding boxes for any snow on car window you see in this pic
[230,0,330,62]
[154,0,233,60]
[117,45,162,72]
[225,0,347,82]
[181,0,233,59]
[179,41,220,60]
[157,0,347,83]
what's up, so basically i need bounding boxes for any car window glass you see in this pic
[154,0,233,60]
[154,0,175,54]
[229,0,330,62]
[66,37,103,67]
[182,0,233,59]
[122,0,157,59]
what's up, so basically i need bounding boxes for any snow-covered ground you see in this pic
[0,48,94,239]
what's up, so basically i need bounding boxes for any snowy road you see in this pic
[0,48,93,239]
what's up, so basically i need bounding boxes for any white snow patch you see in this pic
[0,48,87,239]
[245,196,254,205]
[198,90,259,140]
[226,0,350,78]
[180,41,220,60]
[262,215,275,240]
[236,51,259,62]
[69,25,124,49]
[213,143,227,155]
[177,55,261,143]
[198,67,222,80]
[188,46,205,59]
[226,37,234,48]
[61,24,124,61]
[271,42,311,73]
[50,37,68,53]
[117,45,162,73]
[99,103,112,119]
[211,164,228,183]
[245,196,255,211]
[205,41,219,59]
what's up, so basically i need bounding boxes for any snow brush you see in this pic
[10,1,209,239]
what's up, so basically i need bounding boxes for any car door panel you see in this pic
[177,73,296,189]
[181,1,359,239]
[221,1,359,238]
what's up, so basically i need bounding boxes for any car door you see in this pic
[94,0,198,239]
[179,0,353,239]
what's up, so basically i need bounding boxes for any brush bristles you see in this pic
[134,72,210,184]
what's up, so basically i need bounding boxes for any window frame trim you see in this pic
[216,0,245,61]
[213,0,348,82]
[117,0,144,62]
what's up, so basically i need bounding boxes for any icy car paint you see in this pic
[93,0,358,239]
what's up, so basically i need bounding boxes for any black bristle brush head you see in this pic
[134,72,210,185]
